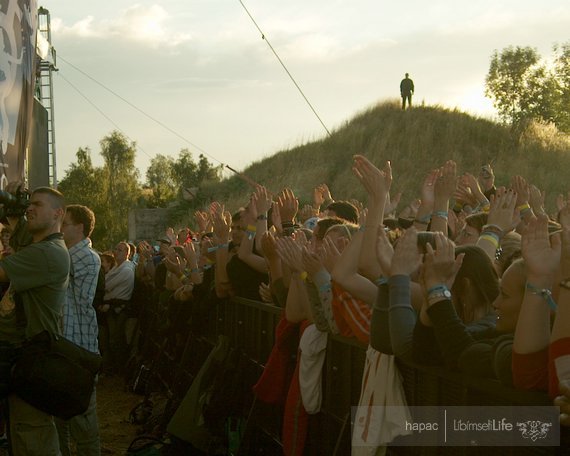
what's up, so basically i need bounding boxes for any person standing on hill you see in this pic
[400,73,414,110]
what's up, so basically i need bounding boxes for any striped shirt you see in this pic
[62,238,101,353]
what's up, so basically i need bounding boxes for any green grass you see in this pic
[189,101,570,218]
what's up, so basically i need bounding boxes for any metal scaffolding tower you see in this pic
[37,7,58,188]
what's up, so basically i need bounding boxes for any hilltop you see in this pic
[197,101,570,215]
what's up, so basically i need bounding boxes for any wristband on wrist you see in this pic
[426,284,451,304]
[299,271,308,282]
[190,267,201,273]
[207,245,219,253]
[427,284,449,294]
[517,203,531,212]
[525,282,557,311]
[373,276,388,287]
[482,224,502,232]
[178,273,187,281]
[416,213,432,224]
[217,243,229,249]
[479,233,499,249]
[432,210,448,220]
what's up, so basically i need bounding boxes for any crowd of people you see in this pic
[1,154,570,454]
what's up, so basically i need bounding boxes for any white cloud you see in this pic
[51,4,191,48]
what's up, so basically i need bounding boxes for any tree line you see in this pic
[57,131,221,249]
[485,42,570,133]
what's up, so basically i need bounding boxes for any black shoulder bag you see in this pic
[11,292,102,420]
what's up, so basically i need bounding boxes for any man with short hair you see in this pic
[56,204,101,456]
[0,187,69,455]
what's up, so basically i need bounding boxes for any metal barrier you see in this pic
[221,297,562,456]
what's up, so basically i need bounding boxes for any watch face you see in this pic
[443,290,452,298]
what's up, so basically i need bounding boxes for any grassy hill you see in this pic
[196,101,570,217]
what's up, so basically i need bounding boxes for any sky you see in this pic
[37,0,570,182]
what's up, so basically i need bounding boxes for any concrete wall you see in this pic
[128,208,169,242]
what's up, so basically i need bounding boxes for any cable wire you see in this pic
[57,55,226,167]
[57,72,154,161]
[237,0,331,137]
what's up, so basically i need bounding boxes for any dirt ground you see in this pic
[0,374,143,456]
[98,374,145,455]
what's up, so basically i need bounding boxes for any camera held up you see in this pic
[0,187,31,221]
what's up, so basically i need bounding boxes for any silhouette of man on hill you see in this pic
[400,73,414,110]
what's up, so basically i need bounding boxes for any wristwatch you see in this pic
[427,286,452,305]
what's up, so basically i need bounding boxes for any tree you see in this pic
[145,154,177,207]
[485,43,570,133]
[58,147,105,207]
[485,46,542,126]
[170,148,198,189]
[553,42,570,133]
[98,131,141,246]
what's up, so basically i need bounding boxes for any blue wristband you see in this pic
[525,283,557,311]
[374,276,388,286]
[433,210,448,220]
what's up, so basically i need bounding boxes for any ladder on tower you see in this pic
[37,7,57,188]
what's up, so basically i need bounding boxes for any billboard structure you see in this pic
[0,0,39,189]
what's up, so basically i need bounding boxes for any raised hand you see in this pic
[277,188,299,223]
[557,193,567,213]
[375,227,394,277]
[261,231,279,262]
[254,184,272,216]
[390,227,421,277]
[276,236,304,272]
[293,229,309,248]
[529,184,546,216]
[243,194,258,225]
[486,187,518,232]
[321,236,342,273]
[302,246,325,277]
[478,163,495,192]
[522,213,561,282]
[183,240,198,265]
[352,155,392,204]
[510,175,530,208]
[137,241,153,260]
[559,193,570,230]
[164,248,186,275]
[271,201,283,235]
[420,169,439,208]
[422,232,464,292]
[385,192,401,216]
[211,202,231,243]
[434,160,458,202]
[313,184,333,208]
[194,210,210,233]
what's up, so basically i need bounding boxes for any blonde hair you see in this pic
[324,223,358,240]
